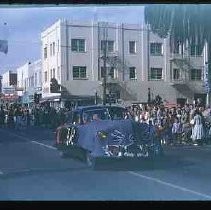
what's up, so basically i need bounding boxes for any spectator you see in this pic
[0,106,5,127]
[172,117,183,145]
[191,109,205,145]
[92,113,101,121]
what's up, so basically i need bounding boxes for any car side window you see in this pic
[82,113,91,124]
[109,107,125,120]
[72,112,81,124]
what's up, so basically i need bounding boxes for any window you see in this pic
[172,43,180,54]
[57,66,60,80]
[72,112,81,124]
[129,41,136,54]
[44,47,47,59]
[44,71,47,82]
[173,68,180,80]
[50,44,52,56]
[149,68,163,80]
[129,67,137,80]
[57,40,59,52]
[53,68,55,78]
[39,72,41,85]
[35,73,37,87]
[73,66,87,79]
[53,42,55,55]
[108,41,114,52]
[101,40,114,53]
[190,69,202,80]
[50,69,52,79]
[31,76,34,87]
[71,39,85,52]
[100,67,109,78]
[150,43,163,55]
[109,67,118,79]
[31,77,33,86]
[190,45,202,56]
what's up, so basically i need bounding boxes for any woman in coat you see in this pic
[191,109,205,145]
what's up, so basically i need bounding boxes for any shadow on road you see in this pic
[0,154,195,178]
[0,166,88,179]
[94,155,195,171]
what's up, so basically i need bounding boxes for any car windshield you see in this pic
[107,107,126,120]
[82,108,110,123]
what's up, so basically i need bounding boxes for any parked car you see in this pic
[55,105,163,168]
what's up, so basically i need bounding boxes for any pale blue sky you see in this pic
[0,5,145,74]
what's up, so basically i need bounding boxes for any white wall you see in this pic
[41,19,206,104]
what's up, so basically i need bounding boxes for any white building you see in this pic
[16,60,42,104]
[2,70,17,93]
[41,19,208,106]
[17,62,30,96]
[1,70,18,102]
[28,59,42,94]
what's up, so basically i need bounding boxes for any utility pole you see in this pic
[102,23,108,105]
[147,87,151,104]
[206,62,211,107]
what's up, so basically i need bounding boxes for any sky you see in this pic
[0,5,145,75]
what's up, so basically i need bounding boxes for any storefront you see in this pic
[40,94,97,109]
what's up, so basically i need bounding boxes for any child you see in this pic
[172,117,183,145]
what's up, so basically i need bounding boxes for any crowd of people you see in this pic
[0,100,211,146]
[0,103,71,130]
[124,101,211,146]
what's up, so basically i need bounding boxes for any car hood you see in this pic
[77,119,134,151]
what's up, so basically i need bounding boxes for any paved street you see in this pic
[1,126,211,200]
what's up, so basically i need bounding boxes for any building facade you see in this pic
[16,60,42,104]
[41,19,207,106]
[2,70,17,88]
[1,70,18,103]
[0,75,2,94]
[17,62,30,96]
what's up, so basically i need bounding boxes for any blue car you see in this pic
[55,105,163,168]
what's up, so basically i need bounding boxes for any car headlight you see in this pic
[97,131,108,140]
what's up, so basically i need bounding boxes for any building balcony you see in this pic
[170,79,186,86]
[100,51,118,57]
[107,77,119,84]
[170,53,184,60]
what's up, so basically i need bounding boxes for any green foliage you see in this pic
[144,4,211,54]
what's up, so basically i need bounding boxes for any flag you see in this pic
[0,40,8,54]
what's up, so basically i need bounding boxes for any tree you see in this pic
[144,5,211,47]
[144,4,211,103]
[50,78,60,93]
